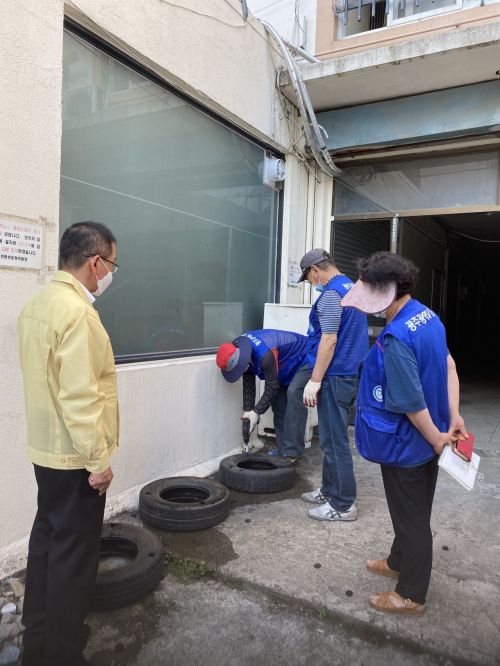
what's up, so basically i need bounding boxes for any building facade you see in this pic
[2,0,499,570]
[0,0,333,572]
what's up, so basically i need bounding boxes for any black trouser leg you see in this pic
[381,457,439,605]
[22,502,51,665]
[22,465,106,666]
[271,386,288,453]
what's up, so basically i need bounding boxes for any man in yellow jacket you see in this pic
[18,221,119,666]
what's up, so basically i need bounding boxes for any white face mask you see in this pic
[374,310,386,319]
[92,258,113,296]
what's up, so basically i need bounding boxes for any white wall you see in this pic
[0,0,64,552]
[0,0,325,568]
[64,0,286,149]
[248,0,318,53]
[115,358,242,489]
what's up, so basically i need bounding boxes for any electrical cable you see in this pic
[250,0,285,13]
[292,0,306,46]
[67,0,283,60]
[217,0,290,58]
[260,19,343,178]
[254,15,397,213]
[220,0,317,62]
[158,0,249,28]
[275,71,321,178]
[449,229,500,243]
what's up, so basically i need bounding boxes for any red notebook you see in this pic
[454,432,474,462]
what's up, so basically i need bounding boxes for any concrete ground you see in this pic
[86,578,450,666]
[2,380,499,665]
[82,379,500,666]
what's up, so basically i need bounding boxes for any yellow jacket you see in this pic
[18,271,119,473]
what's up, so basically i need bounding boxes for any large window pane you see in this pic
[60,31,278,357]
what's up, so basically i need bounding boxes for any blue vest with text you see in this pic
[240,329,308,386]
[355,299,449,467]
[305,275,368,376]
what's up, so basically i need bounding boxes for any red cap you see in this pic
[216,343,238,370]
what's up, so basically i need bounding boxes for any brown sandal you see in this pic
[369,590,426,616]
[367,558,399,580]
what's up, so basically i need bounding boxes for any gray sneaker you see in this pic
[308,502,357,522]
[301,488,331,504]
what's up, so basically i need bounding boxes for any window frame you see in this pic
[63,19,284,365]
[338,0,463,39]
[387,0,463,26]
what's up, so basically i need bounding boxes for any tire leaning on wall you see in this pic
[219,454,296,493]
[92,523,164,610]
[139,477,230,532]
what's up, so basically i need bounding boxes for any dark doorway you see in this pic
[441,213,500,378]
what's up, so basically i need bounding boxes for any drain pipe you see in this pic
[281,38,321,64]
[390,215,399,253]
[260,20,342,178]
[261,20,400,218]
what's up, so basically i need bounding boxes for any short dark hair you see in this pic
[356,251,418,299]
[315,251,336,270]
[59,221,116,269]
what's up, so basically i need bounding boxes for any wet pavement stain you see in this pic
[87,592,165,665]
[154,527,239,568]
[137,447,318,572]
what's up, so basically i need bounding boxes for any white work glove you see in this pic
[303,380,322,407]
[241,410,260,433]
[248,429,265,452]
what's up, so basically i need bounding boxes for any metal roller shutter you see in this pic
[331,219,391,281]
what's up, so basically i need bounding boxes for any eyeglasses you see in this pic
[84,254,119,273]
[304,261,326,280]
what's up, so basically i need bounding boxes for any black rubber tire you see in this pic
[92,523,163,610]
[139,477,230,532]
[219,454,296,493]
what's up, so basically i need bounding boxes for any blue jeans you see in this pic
[317,374,358,512]
[272,364,311,458]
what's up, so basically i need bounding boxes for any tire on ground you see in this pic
[219,454,296,493]
[92,523,164,610]
[139,477,230,532]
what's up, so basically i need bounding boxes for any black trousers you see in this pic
[22,465,105,666]
[381,456,439,605]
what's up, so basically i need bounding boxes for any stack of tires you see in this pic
[92,523,164,611]
[93,477,230,610]
[94,452,296,610]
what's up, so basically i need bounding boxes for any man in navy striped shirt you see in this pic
[298,249,368,522]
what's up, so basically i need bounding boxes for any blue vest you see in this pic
[306,275,368,376]
[239,329,308,386]
[355,299,449,467]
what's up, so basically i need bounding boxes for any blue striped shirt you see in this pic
[316,290,342,334]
